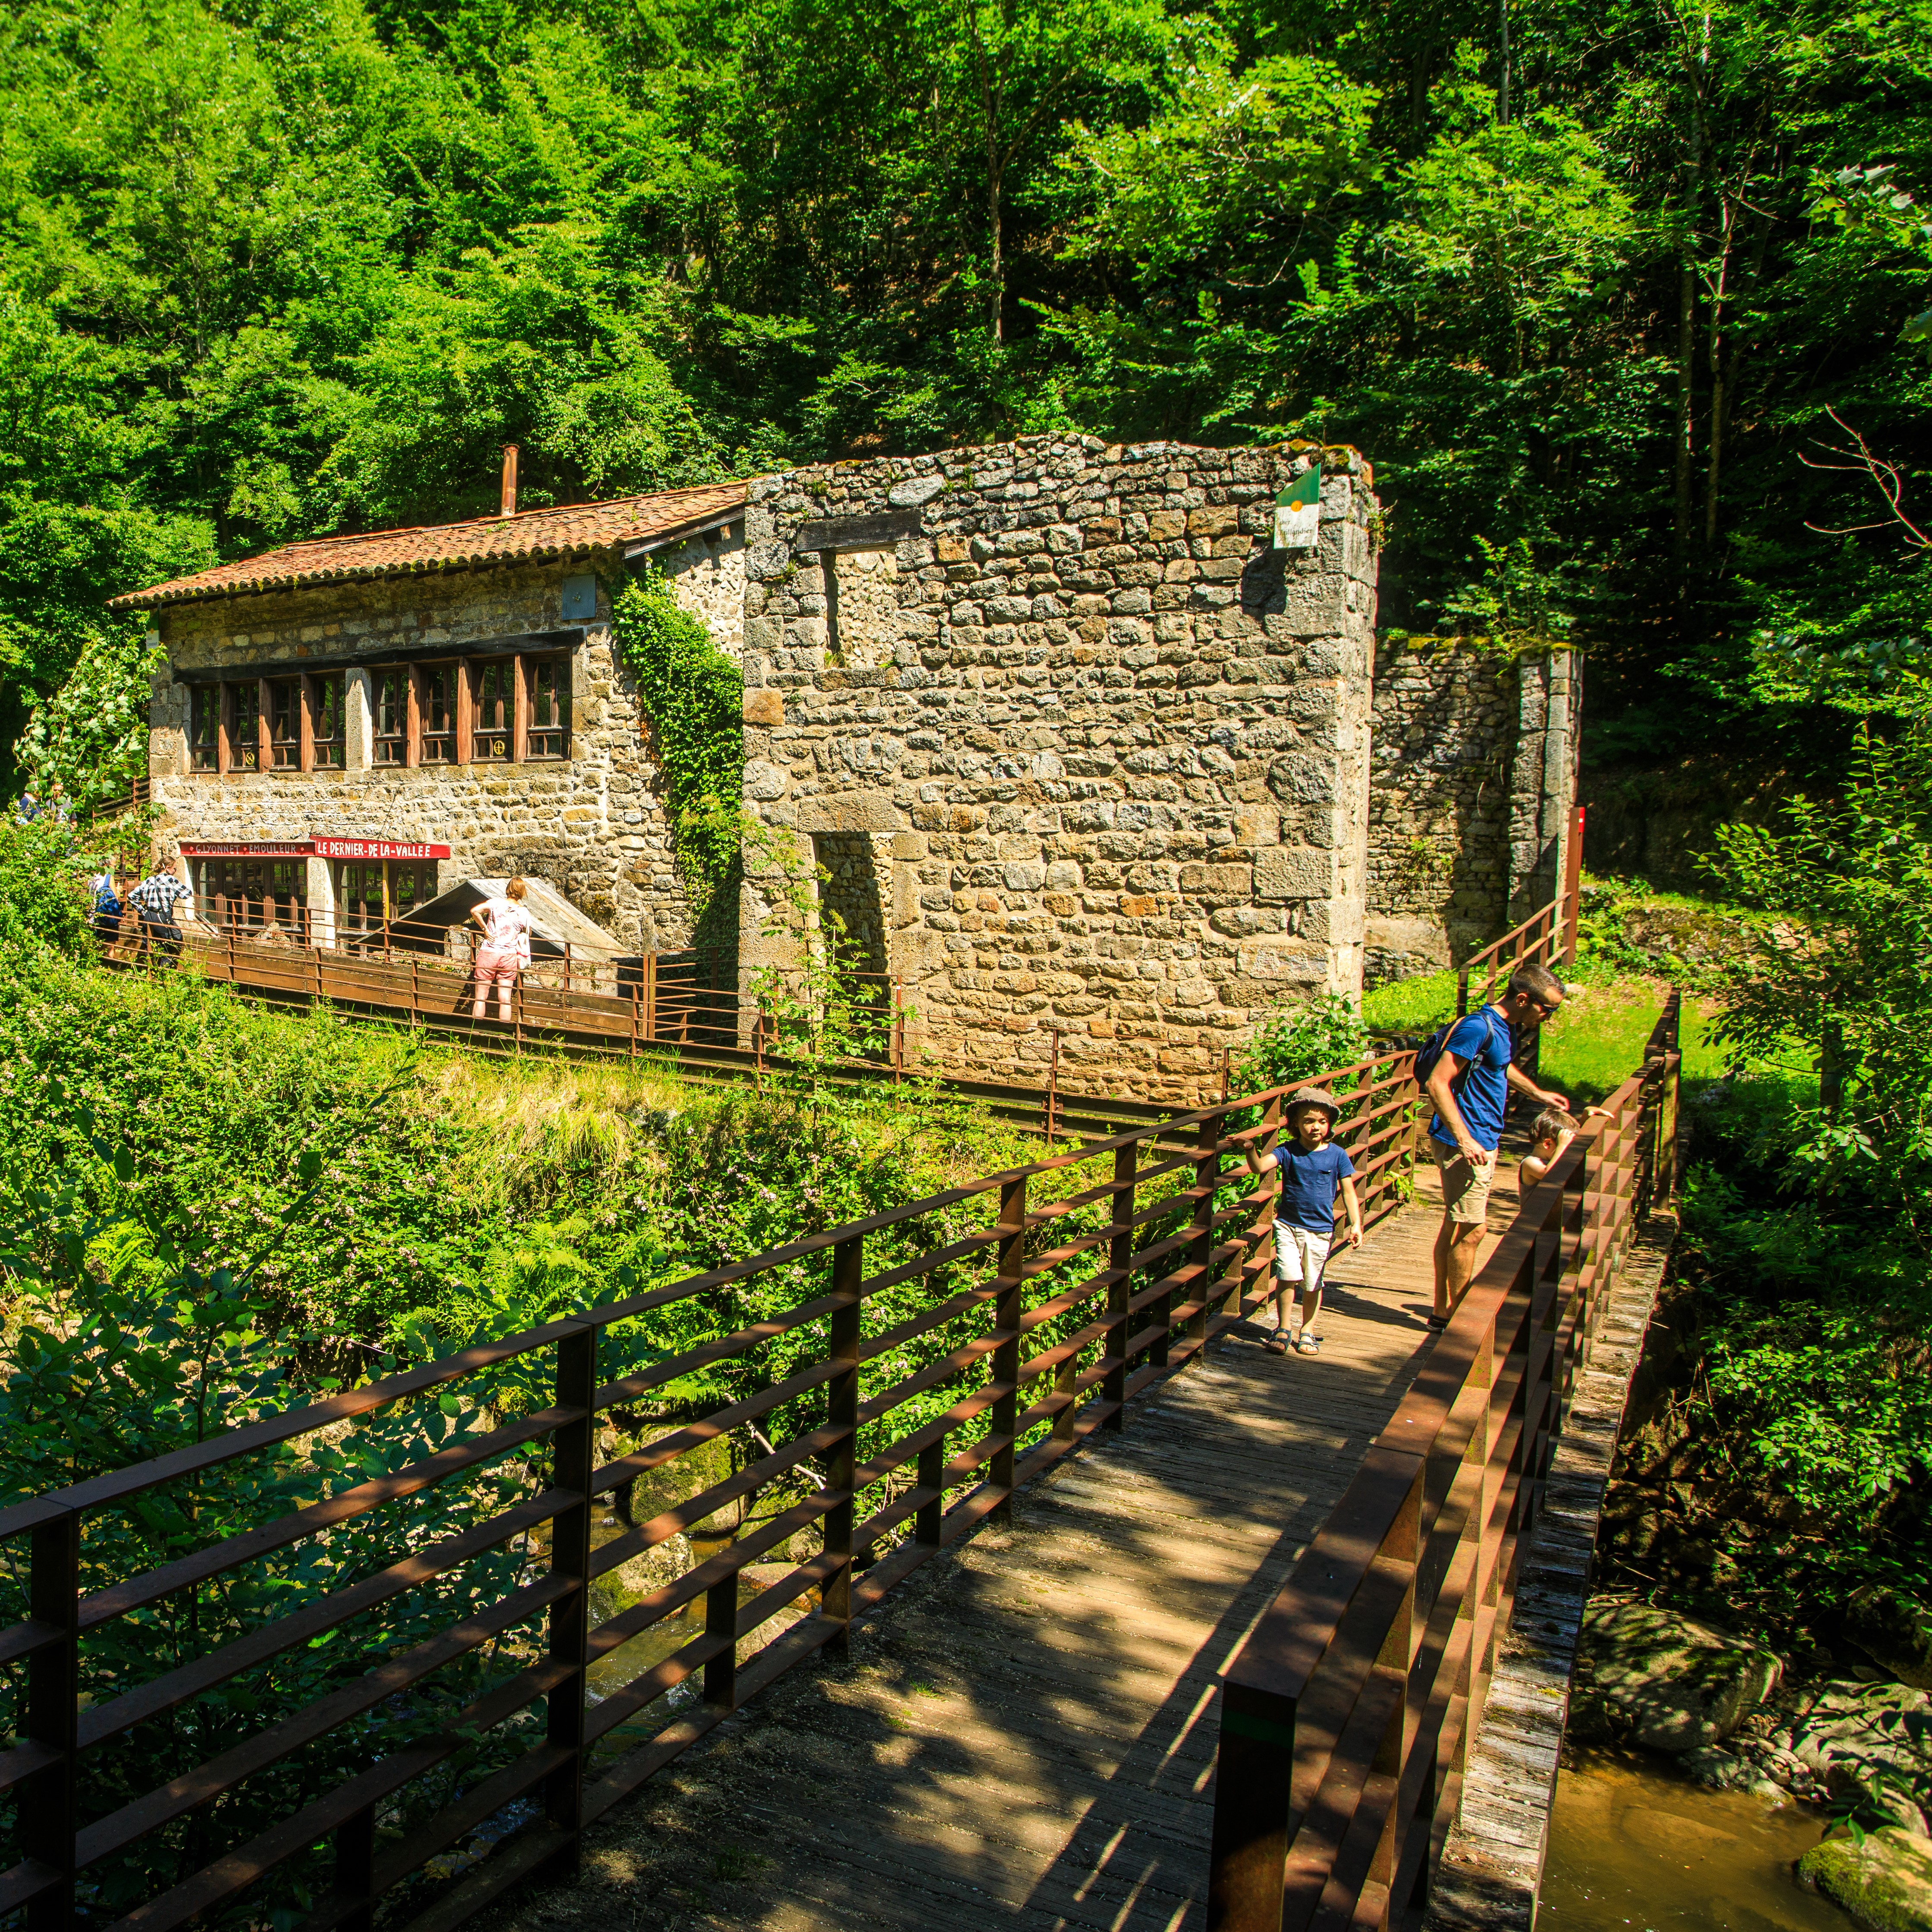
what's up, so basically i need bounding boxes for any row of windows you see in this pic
[188,657,571,775]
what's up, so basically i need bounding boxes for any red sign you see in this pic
[179,838,452,861]
[180,840,317,859]
[313,838,451,861]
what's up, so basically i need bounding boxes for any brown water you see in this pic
[1541,1750,1849,1932]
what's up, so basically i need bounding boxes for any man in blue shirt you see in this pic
[1425,962,1571,1327]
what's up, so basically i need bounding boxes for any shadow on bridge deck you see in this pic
[480,1162,1516,1932]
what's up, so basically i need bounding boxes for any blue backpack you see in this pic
[94,879,122,917]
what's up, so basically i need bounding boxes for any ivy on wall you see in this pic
[612,571,745,920]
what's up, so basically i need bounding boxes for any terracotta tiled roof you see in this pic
[110,480,747,610]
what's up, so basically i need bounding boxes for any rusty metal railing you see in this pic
[0,1046,1430,1932]
[1206,991,1682,1932]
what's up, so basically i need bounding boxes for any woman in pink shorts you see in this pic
[468,876,533,1021]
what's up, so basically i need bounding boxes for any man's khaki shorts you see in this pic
[1433,1142,1496,1226]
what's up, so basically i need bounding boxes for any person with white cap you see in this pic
[1241,1085,1363,1355]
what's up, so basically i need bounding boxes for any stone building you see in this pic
[737,436,1380,1094]
[1364,640,1579,985]
[119,481,745,956]
[128,434,1575,1096]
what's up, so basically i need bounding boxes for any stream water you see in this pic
[1541,1749,1850,1932]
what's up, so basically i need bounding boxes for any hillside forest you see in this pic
[0,0,1930,801]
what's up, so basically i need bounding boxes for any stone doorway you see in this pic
[812,832,888,981]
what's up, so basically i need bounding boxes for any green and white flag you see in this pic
[1273,460,1322,550]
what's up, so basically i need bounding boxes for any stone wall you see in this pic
[737,433,1380,1101]
[1364,641,1579,984]
[147,544,736,955]
[650,525,746,657]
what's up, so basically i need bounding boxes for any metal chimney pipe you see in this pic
[500,444,519,518]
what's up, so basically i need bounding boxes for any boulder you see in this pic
[1800,1828,1932,1932]
[1850,1590,1932,1693]
[1573,1599,1782,1752]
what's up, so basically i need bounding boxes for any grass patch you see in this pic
[1361,968,1458,1035]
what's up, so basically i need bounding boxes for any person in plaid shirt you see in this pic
[128,864,193,964]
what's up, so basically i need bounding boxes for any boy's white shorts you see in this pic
[1273,1222,1333,1287]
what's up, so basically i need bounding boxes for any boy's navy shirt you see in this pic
[1427,1006,1513,1154]
[1272,1138,1355,1235]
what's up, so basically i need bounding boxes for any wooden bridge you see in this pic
[0,996,1678,1932]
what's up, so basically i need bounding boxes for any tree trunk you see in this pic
[1674,260,1695,561]
[988,164,1004,344]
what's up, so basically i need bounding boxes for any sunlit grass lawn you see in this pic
[1362,969,1733,1106]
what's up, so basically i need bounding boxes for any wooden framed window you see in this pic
[472,661,514,762]
[526,656,569,759]
[268,679,301,769]
[373,670,408,767]
[189,687,220,773]
[419,664,458,764]
[309,674,345,769]
[229,682,263,773]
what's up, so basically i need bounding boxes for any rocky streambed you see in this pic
[1571,1598,1932,1931]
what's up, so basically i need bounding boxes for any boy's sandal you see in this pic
[1264,1330,1289,1355]
[1296,1334,1321,1355]
[1425,1314,1449,1332]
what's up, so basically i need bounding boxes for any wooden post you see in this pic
[989,1174,1027,1518]
[23,1510,78,1932]
[1044,1027,1060,1144]
[217,680,233,775]
[822,1233,863,1654]
[257,676,273,773]
[456,659,474,766]
[513,653,531,764]
[542,1324,596,1881]
[1187,1107,1222,1342]
[564,941,572,997]
[405,668,422,768]
[1221,1047,1231,1104]
[645,952,657,1043]
[1104,1138,1137,1418]
[299,674,317,772]
[1562,803,1586,964]
[334,1806,376,1932]
[629,978,640,1060]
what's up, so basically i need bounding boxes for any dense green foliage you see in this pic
[1599,738,1932,1643]
[3,0,1930,791]
[610,571,744,925]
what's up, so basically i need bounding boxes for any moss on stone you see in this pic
[1799,1829,1932,1932]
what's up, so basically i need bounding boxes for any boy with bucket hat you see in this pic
[1241,1086,1363,1355]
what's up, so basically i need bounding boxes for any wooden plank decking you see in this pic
[483,1164,1521,1932]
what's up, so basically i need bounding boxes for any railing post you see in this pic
[990,1175,1028,1516]
[1258,1091,1283,1310]
[1455,964,1470,1018]
[1562,803,1585,965]
[916,1436,945,1544]
[334,1803,376,1932]
[822,1233,863,1654]
[645,952,657,1043]
[543,1324,596,1880]
[1044,1028,1060,1144]
[1104,1139,1137,1420]
[24,1511,79,1932]
[1189,1106,1225,1338]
